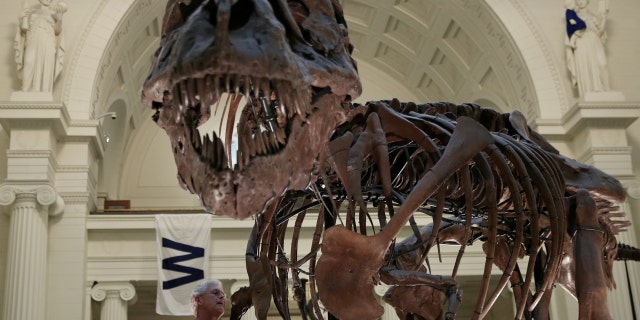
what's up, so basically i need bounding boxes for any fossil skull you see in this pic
[142,0,361,218]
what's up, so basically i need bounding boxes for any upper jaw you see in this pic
[152,71,345,219]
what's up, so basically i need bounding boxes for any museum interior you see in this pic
[0,0,639,319]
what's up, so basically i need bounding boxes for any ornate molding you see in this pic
[0,102,70,135]
[577,146,633,164]
[62,0,110,106]
[536,101,640,138]
[0,101,105,159]
[0,184,65,217]
[456,0,538,119]
[59,192,92,204]
[508,0,569,113]
[91,282,137,303]
[0,102,65,109]
[6,150,58,173]
[57,165,91,173]
[6,150,53,158]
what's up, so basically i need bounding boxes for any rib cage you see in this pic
[230,99,628,320]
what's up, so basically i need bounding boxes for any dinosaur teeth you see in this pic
[274,127,287,145]
[242,131,253,163]
[244,76,251,98]
[236,149,243,170]
[177,173,189,192]
[190,176,198,194]
[197,77,208,105]
[261,81,271,99]
[192,127,202,151]
[293,96,303,117]
[248,132,257,157]
[212,132,219,168]
[180,80,190,106]
[200,131,229,170]
[237,132,245,170]
[281,94,293,116]
[213,131,227,170]
[213,76,221,98]
[188,78,198,105]
[254,132,266,156]
[174,83,183,107]
[208,76,221,105]
[238,118,255,160]
[204,134,211,165]
[294,91,307,116]
[252,78,261,98]
[176,74,303,171]
[208,132,220,168]
[203,133,218,169]
[263,132,273,154]
[268,132,278,153]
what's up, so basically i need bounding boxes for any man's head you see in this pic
[191,279,226,319]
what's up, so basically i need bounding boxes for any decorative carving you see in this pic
[0,184,64,216]
[0,186,17,206]
[35,185,57,205]
[14,0,68,93]
[458,0,538,117]
[90,282,137,303]
[565,0,611,97]
[623,180,640,199]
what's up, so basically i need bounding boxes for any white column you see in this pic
[0,184,64,320]
[606,192,640,320]
[91,282,137,320]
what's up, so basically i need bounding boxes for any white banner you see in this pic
[155,214,211,315]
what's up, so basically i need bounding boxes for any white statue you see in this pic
[565,0,610,96]
[14,0,67,93]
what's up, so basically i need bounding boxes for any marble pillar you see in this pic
[91,282,137,320]
[0,184,64,320]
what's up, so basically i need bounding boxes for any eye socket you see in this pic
[287,0,309,26]
[162,0,205,36]
[228,0,254,31]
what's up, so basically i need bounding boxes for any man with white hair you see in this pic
[191,279,226,320]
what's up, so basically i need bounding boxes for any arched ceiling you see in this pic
[348,0,515,105]
[92,0,540,199]
[346,0,539,116]
[93,0,540,116]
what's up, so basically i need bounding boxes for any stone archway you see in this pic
[63,0,566,122]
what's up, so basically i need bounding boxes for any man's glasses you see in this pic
[203,289,226,298]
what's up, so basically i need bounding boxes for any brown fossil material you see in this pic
[142,1,638,319]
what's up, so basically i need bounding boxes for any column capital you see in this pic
[0,184,64,216]
[621,179,640,200]
[91,282,137,304]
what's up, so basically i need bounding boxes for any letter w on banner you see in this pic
[156,214,211,315]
